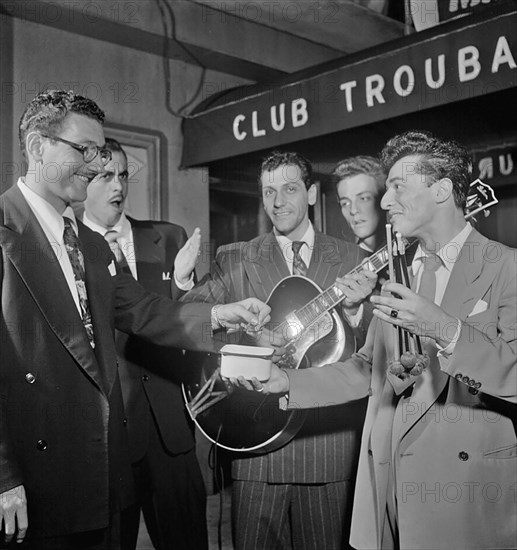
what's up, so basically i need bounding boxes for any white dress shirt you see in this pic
[17,178,82,315]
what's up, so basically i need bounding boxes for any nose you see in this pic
[274,190,285,207]
[380,188,393,211]
[349,199,359,216]
[111,173,123,192]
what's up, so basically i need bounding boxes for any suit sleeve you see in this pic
[439,253,517,404]
[286,317,376,409]
[113,261,219,353]
[0,250,24,494]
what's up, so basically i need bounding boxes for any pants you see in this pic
[232,480,354,550]
[120,416,208,550]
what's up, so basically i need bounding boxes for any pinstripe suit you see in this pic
[183,230,370,550]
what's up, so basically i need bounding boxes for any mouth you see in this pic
[274,210,291,217]
[352,219,366,226]
[76,171,99,185]
[388,212,402,222]
[109,196,124,209]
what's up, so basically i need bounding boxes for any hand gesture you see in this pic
[174,228,201,285]
[370,282,458,347]
[336,269,377,315]
[225,363,290,395]
[215,298,271,331]
[1,485,28,545]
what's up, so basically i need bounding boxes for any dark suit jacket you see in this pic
[116,217,195,462]
[183,231,370,483]
[0,186,215,538]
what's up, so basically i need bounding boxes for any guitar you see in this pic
[182,179,497,454]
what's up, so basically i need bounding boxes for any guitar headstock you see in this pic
[465,179,498,221]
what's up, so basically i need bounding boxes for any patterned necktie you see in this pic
[104,230,132,276]
[63,218,95,348]
[292,241,308,277]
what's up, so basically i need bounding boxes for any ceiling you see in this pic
[186,0,410,80]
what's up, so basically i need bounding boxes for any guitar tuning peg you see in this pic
[484,209,490,218]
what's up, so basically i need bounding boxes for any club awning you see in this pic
[181,4,517,168]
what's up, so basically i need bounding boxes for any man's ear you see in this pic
[307,183,318,206]
[435,178,453,204]
[25,132,45,163]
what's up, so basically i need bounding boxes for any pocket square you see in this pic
[468,298,488,317]
[108,260,117,276]
[162,272,171,281]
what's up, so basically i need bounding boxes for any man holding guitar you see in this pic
[240,132,516,550]
[182,151,377,550]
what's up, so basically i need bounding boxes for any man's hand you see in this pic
[336,269,377,315]
[214,298,271,331]
[371,282,459,347]
[225,363,290,395]
[1,485,28,544]
[174,228,201,285]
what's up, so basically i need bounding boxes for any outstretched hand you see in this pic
[370,282,459,347]
[215,298,271,331]
[174,227,201,285]
[224,363,290,395]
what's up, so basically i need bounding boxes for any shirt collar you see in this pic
[274,221,315,250]
[17,177,77,234]
[83,210,131,238]
[412,223,473,273]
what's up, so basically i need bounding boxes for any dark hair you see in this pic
[18,90,105,158]
[104,137,128,163]
[333,155,386,194]
[258,151,313,190]
[380,130,471,209]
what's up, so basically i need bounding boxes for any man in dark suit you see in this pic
[83,138,207,550]
[182,151,377,550]
[0,90,269,549]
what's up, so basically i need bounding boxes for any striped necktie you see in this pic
[292,241,308,277]
[63,218,95,348]
[104,230,133,276]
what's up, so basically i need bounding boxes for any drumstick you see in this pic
[385,224,400,361]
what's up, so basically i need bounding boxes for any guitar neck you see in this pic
[293,240,410,329]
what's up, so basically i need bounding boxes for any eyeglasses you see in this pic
[41,134,112,165]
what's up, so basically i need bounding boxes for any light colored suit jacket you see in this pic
[183,230,370,483]
[287,228,517,549]
[0,186,215,538]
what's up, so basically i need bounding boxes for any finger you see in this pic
[236,376,254,391]
[249,377,264,391]
[370,294,405,310]
[15,505,28,544]
[3,512,15,543]
[381,282,415,297]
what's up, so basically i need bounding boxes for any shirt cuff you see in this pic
[437,318,462,357]
[342,303,364,328]
[174,273,195,291]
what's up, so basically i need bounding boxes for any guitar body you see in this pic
[182,276,356,454]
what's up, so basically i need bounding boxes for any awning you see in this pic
[182,4,517,168]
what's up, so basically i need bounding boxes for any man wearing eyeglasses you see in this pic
[0,90,270,549]
[82,138,207,550]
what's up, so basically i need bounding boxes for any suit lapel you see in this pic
[244,233,290,300]
[1,187,108,396]
[394,228,488,443]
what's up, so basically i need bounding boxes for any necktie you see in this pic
[416,253,442,302]
[104,230,132,276]
[63,218,95,348]
[292,241,308,277]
